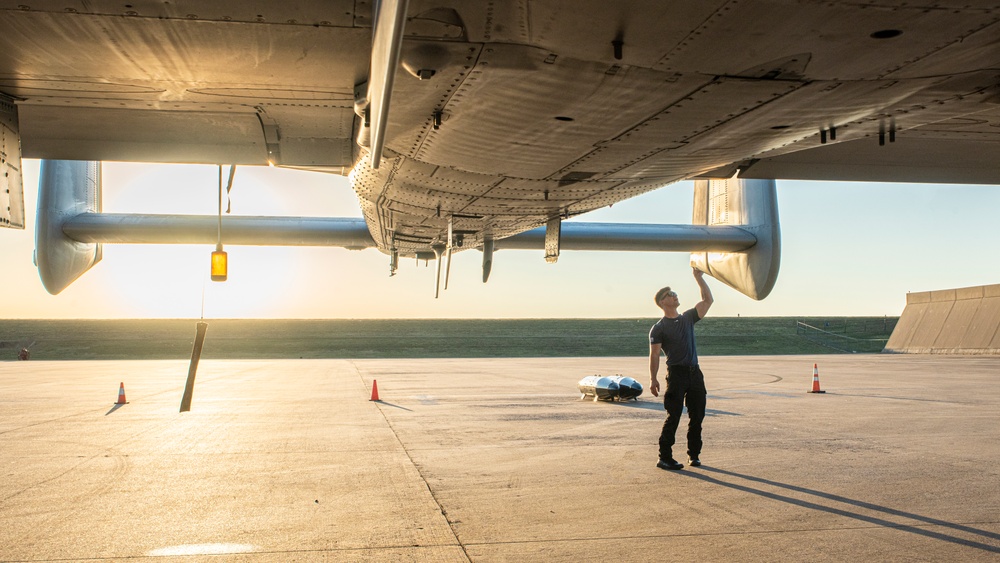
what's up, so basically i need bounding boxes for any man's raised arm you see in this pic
[693,268,713,319]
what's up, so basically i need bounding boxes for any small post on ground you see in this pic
[180,321,209,412]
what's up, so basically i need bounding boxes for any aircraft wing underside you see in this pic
[3,1,1000,296]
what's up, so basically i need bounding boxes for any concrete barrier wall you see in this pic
[884,294,928,351]
[885,284,1000,354]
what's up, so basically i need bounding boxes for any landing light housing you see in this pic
[211,244,228,282]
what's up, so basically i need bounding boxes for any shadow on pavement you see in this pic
[679,466,1000,553]
[374,401,413,412]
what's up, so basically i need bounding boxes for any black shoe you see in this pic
[688,457,701,467]
[656,458,684,471]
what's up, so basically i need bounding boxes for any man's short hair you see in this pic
[654,286,673,305]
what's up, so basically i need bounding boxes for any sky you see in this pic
[3,159,999,319]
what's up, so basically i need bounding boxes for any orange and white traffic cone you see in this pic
[116,382,128,404]
[808,364,826,394]
[370,380,380,401]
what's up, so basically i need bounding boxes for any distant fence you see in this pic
[795,318,897,353]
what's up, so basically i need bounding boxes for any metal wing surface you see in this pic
[3,1,999,293]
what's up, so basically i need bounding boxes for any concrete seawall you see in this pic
[885,283,1000,354]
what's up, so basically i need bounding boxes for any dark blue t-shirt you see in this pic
[649,308,701,366]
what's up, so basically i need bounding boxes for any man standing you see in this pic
[649,268,713,470]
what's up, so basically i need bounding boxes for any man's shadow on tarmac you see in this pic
[679,466,1000,554]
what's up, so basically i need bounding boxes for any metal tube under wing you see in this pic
[63,213,376,249]
[61,215,753,253]
[497,223,756,252]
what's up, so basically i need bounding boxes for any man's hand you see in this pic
[693,267,704,279]
[650,378,660,397]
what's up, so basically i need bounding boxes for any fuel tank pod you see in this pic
[578,375,643,402]
[578,375,619,401]
[609,376,643,400]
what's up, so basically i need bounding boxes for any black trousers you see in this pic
[658,365,707,460]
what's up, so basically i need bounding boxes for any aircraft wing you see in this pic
[4,1,1000,297]
[1,4,367,168]
[725,105,1000,185]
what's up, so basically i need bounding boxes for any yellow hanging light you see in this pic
[211,243,227,282]
[211,165,228,282]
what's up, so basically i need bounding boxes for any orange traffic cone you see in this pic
[116,382,128,404]
[808,364,826,394]
[370,379,380,401]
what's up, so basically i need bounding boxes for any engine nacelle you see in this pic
[690,177,780,300]
[35,160,102,295]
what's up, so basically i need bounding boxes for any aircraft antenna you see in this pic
[444,217,453,290]
[225,165,236,213]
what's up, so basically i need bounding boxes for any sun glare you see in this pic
[99,244,303,318]
[95,163,334,318]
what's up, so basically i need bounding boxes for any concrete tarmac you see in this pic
[1,355,998,561]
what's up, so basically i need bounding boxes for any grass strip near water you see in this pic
[0,317,897,361]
